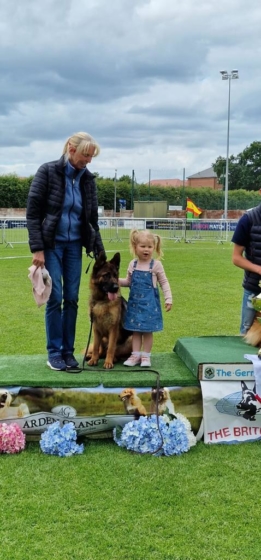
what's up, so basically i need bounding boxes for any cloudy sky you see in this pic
[0,0,260,183]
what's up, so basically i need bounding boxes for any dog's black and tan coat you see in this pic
[86,252,132,369]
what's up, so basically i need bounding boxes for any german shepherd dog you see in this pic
[86,252,132,369]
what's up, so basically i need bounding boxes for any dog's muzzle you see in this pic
[102,283,119,301]
[102,283,119,294]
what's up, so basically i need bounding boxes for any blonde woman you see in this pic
[27,132,104,371]
[120,229,172,367]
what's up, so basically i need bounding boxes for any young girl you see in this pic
[119,229,172,367]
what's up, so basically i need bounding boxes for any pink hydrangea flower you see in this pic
[0,423,26,453]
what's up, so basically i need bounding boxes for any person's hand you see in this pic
[32,251,45,268]
[165,303,172,312]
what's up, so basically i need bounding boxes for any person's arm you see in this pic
[119,263,132,287]
[154,262,172,311]
[119,276,131,287]
[232,243,261,276]
[26,164,49,264]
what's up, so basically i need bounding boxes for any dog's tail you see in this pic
[244,319,261,347]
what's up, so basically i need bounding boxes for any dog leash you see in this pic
[66,341,165,453]
[68,360,165,454]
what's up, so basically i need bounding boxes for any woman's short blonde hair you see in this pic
[63,131,100,159]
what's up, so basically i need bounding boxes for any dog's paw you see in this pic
[87,358,99,367]
[103,361,114,369]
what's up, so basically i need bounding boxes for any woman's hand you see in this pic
[32,251,45,268]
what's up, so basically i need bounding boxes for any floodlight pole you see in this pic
[114,169,117,216]
[220,70,239,220]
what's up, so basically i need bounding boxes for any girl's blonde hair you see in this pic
[129,229,163,258]
[63,131,100,159]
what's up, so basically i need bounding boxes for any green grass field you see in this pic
[0,237,242,355]
[0,238,259,560]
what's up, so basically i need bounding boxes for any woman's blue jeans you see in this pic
[240,289,256,335]
[44,240,82,358]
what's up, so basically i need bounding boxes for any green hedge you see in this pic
[0,174,260,211]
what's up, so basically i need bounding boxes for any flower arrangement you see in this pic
[113,413,197,456]
[0,422,26,454]
[40,421,84,457]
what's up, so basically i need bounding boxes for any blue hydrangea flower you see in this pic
[40,421,84,457]
[113,414,194,456]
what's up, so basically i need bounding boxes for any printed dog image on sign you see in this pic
[0,390,30,419]
[201,380,261,444]
[216,381,261,422]
[0,385,202,438]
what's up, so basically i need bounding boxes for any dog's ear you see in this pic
[241,381,248,392]
[110,252,121,269]
[94,251,107,268]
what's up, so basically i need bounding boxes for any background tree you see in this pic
[213,141,261,191]
[237,141,261,190]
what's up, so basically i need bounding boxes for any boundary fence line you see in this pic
[0,217,239,247]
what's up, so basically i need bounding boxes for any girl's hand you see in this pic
[165,303,172,312]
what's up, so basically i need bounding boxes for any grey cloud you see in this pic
[0,0,261,180]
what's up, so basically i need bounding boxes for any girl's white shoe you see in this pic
[123,353,141,367]
[141,353,151,367]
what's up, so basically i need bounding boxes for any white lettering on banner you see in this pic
[200,380,261,444]
[202,363,254,381]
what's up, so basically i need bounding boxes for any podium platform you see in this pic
[0,337,259,444]
[173,336,260,444]
[174,336,255,381]
[0,352,202,439]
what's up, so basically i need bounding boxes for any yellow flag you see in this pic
[186,198,202,217]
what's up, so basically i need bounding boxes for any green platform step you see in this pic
[174,336,252,379]
[0,337,251,389]
[0,352,198,388]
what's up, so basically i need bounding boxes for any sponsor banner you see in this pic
[1,412,134,436]
[124,219,145,229]
[191,221,238,231]
[98,219,109,228]
[201,380,261,444]
[98,219,145,229]
[201,363,254,381]
[146,220,171,230]
[0,385,203,437]
[3,220,28,229]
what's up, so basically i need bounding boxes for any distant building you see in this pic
[145,179,188,187]
[187,167,221,190]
